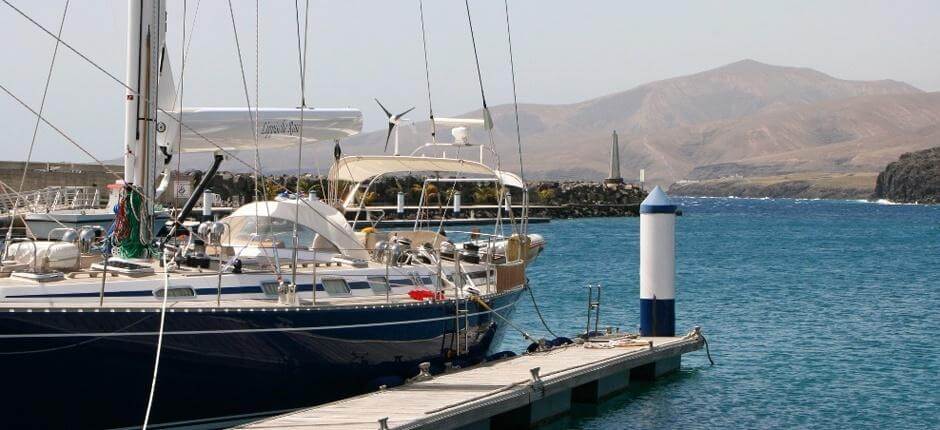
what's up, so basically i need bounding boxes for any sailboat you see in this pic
[0,1,538,428]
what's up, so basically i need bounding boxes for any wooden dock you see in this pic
[237,330,705,430]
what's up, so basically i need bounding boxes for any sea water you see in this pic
[502,197,939,429]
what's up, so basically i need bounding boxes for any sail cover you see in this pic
[160,108,363,153]
[329,156,508,184]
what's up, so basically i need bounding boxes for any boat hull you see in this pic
[0,289,522,429]
[24,211,171,239]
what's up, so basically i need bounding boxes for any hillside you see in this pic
[669,172,878,200]
[175,60,932,191]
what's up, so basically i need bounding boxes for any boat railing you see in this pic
[0,185,101,214]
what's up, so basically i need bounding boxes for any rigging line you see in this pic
[227,0,257,137]
[1,0,134,95]
[463,0,513,236]
[174,0,187,216]
[18,0,69,194]
[0,82,219,245]
[168,0,201,101]
[503,0,527,232]
[229,0,275,258]
[418,0,437,142]
[0,83,122,181]
[290,0,311,289]
[5,0,69,242]
[463,0,488,109]
[293,0,305,107]
[253,0,261,204]
[244,0,279,273]
[302,0,310,106]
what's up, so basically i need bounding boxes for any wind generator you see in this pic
[375,99,415,156]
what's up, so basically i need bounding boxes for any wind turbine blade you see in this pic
[384,122,395,151]
[374,98,392,118]
[397,106,416,118]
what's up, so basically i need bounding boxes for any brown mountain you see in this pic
[180,60,932,188]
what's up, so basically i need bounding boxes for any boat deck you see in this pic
[237,334,704,430]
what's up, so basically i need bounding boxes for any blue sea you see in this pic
[502,197,939,429]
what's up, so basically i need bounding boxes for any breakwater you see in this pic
[187,171,646,218]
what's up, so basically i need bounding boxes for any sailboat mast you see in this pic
[123,0,163,245]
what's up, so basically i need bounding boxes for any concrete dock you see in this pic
[236,330,705,430]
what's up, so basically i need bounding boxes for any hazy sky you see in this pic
[1,0,937,163]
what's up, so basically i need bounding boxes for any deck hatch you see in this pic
[322,278,351,296]
[153,287,196,299]
[367,276,389,294]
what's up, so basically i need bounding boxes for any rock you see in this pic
[874,146,940,203]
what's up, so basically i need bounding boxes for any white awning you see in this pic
[329,156,520,185]
[162,108,363,153]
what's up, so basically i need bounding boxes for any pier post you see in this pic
[202,190,214,221]
[639,186,677,337]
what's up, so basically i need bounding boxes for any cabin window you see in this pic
[368,276,389,294]
[321,278,351,296]
[153,287,196,299]
[259,281,280,298]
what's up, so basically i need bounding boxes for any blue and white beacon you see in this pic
[639,186,678,337]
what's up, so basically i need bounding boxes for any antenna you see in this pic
[375,98,414,155]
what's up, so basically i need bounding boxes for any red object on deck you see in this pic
[408,289,443,301]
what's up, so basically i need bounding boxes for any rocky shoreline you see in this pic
[873,146,940,204]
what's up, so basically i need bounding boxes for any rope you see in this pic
[701,331,715,365]
[525,282,559,338]
[469,295,536,343]
[141,251,173,429]
[1,0,135,94]
[417,0,437,142]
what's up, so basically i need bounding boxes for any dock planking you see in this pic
[237,332,704,430]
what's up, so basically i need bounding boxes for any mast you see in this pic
[122,0,164,255]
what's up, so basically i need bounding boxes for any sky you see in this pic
[0,0,937,163]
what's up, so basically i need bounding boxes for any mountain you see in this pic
[177,60,932,189]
